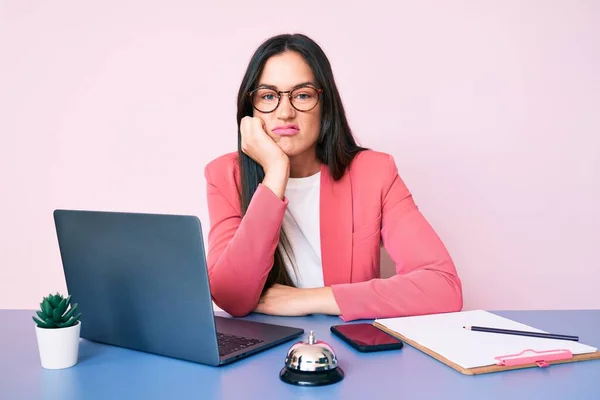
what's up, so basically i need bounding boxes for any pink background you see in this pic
[1,1,598,311]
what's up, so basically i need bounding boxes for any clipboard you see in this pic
[372,310,600,375]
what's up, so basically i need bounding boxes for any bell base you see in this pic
[279,366,344,386]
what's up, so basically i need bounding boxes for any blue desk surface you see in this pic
[2,309,599,399]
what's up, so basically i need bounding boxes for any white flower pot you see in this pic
[35,322,81,369]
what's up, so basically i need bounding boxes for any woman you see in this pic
[204,33,462,321]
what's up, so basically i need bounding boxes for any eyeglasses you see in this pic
[248,85,323,113]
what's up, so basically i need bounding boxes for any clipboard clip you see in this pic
[494,349,573,368]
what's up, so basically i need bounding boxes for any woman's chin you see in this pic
[276,139,315,158]
[276,142,300,157]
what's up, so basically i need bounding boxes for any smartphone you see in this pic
[330,323,404,352]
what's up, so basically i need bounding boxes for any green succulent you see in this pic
[32,292,81,329]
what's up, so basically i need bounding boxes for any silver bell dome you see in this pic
[280,330,344,386]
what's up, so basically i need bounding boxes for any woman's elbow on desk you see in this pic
[426,269,464,314]
[214,303,254,318]
[332,268,464,321]
[415,267,464,315]
[210,293,256,318]
[208,276,259,318]
[436,275,464,313]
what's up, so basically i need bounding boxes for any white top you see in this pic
[279,171,324,288]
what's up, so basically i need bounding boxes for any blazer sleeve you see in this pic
[204,164,287,317]
[331,155,463,321]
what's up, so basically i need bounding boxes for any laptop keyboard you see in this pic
[217,332,264,357]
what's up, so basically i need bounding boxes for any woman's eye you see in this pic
[295,93,311,100]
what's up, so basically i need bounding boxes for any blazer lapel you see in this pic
[319,163,353,285]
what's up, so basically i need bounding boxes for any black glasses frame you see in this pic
[248,85,323,113]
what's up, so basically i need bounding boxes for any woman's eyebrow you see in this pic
[256,81,316,90]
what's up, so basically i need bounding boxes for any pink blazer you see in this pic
[204,150,463,321]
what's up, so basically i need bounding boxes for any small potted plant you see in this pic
[32,292,82,369]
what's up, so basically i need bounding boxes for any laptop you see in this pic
[53,209,304,366]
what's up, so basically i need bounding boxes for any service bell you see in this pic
[279,330,344,386]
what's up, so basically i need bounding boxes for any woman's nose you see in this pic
[276,95,295,119]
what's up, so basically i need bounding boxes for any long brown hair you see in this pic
[236,33,366,293]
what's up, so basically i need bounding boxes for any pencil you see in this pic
[463,325,579,342]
